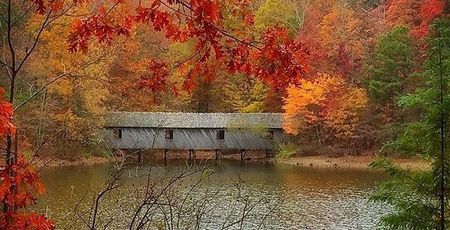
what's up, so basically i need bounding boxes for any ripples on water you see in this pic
[36,160,390,229]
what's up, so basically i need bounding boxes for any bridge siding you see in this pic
[103,128,284,150]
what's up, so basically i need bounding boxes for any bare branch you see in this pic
[10,4,35,28]
[14,55,106,111]
[15,9,53,74]
[13,73,72,111]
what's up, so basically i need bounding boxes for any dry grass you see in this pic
[277,155,430,170]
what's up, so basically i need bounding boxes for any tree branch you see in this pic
[13,73,72,111]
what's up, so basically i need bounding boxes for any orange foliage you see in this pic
[319,5,366,61]
[67,0,310,92]
[0,89,15,139]
[299,0,378,77]
[386,0,423,27]
[283,74,368,141]
[386,0,445,38]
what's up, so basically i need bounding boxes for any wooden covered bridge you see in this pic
[103,112,285,161]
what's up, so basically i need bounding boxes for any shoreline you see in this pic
[34,155,113,167]
[276,155,430,170]
[35,152,430,170]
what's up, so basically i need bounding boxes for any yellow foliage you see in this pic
[283,73,368,141]
[255,0,298,34]
[53,109,85,142]
[25,9,113,145]
[324,87,368,140]
[223,75,268,113]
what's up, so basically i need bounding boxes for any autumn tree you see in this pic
[0,92,54,228]
[294,0,331,74]
[0,0,104,226]
[283,73,368,151]
[68,0,309,95]
[16,10,115,154]
[385,0,445,38]
[223,74,268,112]
[106,24,175,112]
[298,0,379,79]
[254,0,301,35]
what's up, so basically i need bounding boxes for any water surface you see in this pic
[36,160,389,229]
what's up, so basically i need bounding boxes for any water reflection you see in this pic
[36,160,389,229]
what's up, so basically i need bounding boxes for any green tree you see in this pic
[365,26,416,116]
[370,18,450,229]
[254,0,300,35]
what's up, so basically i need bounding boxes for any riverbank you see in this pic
[35,151,430,171]
[277,155,430,170]
[34,155,112,167]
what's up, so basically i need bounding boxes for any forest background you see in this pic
[1,0,447,159]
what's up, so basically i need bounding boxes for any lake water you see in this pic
[36,160,390,229]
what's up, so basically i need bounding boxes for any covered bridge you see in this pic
[103,112,285,157]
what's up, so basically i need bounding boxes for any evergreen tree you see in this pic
[370,19,450,230]
[365,26,416,116]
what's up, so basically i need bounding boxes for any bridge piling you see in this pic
[138,151,144,164]
[188,149,193,164]
[215,149,219,161]
[164,149,168,165]
[265,149,271,158]
[240,149,245,162]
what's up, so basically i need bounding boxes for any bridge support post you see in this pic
[138,151,144,164]
[164,149,168,165]
[240,149,245,162]
[188,149,193,164]
[215,149,219,161]
[265,149,271,158]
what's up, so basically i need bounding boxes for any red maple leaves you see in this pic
[0,87,54,229]
[30,0,87,14]
[0,89,15,139]
[139,60,170,92]
[413,0,445,38]
[69,8,133,53]
[67,0,310,93]
[254,27,309,90]
[386,0,445,38]
[0,156,46,209]
[0,155,55,229]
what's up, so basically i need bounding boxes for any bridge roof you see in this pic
[106,112,283,129]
